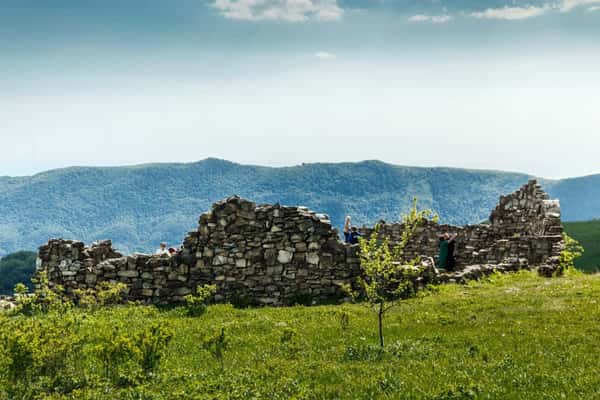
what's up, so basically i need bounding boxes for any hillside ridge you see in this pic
[0,159,598,256]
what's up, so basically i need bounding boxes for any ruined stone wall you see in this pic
[38,197,361,306]
[36,180,564,306]
[360,180,563,270]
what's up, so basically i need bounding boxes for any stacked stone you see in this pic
[37,239,184,303]
[490,179,563,237]
[0,295,16,311]
[34,180,565,307]
[359,180,563,272]
[182,196,360,305]
[38,239,121,291]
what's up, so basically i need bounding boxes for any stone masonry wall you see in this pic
[38,197,362,306]
[36,180,564,306]
[360,180,563,270]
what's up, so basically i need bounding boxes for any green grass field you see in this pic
[564,220,600,272]
[2,271,600,399]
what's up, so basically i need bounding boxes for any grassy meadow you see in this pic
[2,270,600,399]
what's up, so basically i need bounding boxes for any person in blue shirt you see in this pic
[348,226,362,245]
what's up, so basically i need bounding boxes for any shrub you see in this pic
[95,326,138,385]
[556,233,584,276]
[202,327,227,367]
[338,310,350,331]
[97,281,128,306]
[0,314,84,398]
[184,284,216,317]
[12,272,71,316]
[134,324,174,376]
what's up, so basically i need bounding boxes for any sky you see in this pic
[1,0,599,179]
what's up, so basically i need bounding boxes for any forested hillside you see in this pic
[0,159,598,256]
[0,251,37,293]
[564,220,600,272]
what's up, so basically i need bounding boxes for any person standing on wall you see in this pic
[343,216,352,243]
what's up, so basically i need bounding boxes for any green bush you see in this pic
[556,233,584,276]
[184,284,216,317]
[12,271,72,316]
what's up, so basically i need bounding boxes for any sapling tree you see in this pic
[348,198,436,347]
[557,233,584,275]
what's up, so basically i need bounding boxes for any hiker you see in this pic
[343,216,352,243]
[156,242,171,257]
[348,226,362,245]
[438,232,458,271]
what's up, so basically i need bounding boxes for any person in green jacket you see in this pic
[438,232,458,271]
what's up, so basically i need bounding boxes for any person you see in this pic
[343,216,352,243]
[348,226,362,245]
[155,242,170,257]
[168,247,177,256]
[438,232,457,271]
[447,234,458,271]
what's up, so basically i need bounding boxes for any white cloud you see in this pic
[470,5,550,20]
[588,5,600,10]
[212,0,343,22]
[560,0,600,12]
[314,51,336,60]
[408,14,452,23]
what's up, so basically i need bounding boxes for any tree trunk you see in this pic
[378,302,384,347]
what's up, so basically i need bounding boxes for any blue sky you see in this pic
[1,0,599,178]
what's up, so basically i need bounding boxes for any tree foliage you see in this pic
[0,251,37,294]
[348,198,437,347]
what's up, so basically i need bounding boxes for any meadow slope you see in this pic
[2,271,600,399]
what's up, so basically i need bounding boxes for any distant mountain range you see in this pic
[0,158,599,256]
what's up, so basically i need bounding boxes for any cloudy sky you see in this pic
[1,0,599,178]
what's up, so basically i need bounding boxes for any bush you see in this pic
[556,233,584,276]
[134,324,174,376]
[0,314,84,398]
[202,327,227,367]
[74,282,128,309]
[184,284,216,317]
[12,271,72,316]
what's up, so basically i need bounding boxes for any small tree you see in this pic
[349,198,436,347]
[557,233,584,275]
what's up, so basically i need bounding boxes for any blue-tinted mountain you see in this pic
[0,159,597,256]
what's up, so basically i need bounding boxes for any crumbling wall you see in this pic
[36,180,564,306]
[360,180,563,270]
[38,197,361,305]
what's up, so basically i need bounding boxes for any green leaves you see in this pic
[353,198,437,346]
[184,284,217,317]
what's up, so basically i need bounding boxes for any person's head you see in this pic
[351,226,358,233]
[344,216,351,228]
[160,242,167,249]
